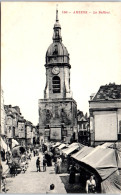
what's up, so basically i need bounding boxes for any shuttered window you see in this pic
[53,76,60,93]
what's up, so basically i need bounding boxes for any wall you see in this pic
[39,99,76,127]
[89,100,121,144]
[94,111,117,141]
[13,114,18,127]
[39,98,77,140]
[6,125,13,138]
[118,109,121,134]
[18,122,25,138]
[1,89,6,135]
[89,101,121,109]
[26,126,32,139]
[45,66,72,99]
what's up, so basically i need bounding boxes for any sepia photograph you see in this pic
[1,1,121,194]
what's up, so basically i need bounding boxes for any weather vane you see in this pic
[56,4,58,10]
[56,4,59,22]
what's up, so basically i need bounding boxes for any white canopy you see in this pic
[72,146,94,160]
[57,143,66,150]
[62,143,81,155]
[100,142,121,169]
[100,142,115,148]
[52,142,61,148]
[80,146,118,180]
[1,137,10,151]
[12,139,19,148]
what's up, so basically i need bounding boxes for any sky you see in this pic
[1,2,121,126]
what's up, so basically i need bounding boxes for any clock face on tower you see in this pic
[52,66,60,75]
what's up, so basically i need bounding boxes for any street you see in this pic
[5,153,67,193]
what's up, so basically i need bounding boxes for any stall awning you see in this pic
[1,137,10,151]
[80,146,118,180]
[101,170,121,193]
[12,146,25,157]
[71,146,94,161]
[12,139,19,148]
[100,142,121,169]
[62,143,82,155]
[52,142,61,148]
[71,144,121,193]
[100,142,115,148]
[57,143,66,150]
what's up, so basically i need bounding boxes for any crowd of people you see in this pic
[35,143,63,174]
[34,142,97,193]
[1,142,97,194]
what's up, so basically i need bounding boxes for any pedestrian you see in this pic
[57,157,62,174]
[69,164,76,184]
[10,162,17,177]
[46,184,57,194]
[86,174,96,193]
[6,151,10,164]
[33,149,35,156]
[2,173,7,192]
[30,147,32,153]
[46,153,52,167]
[1,149,5,161]
[67,155,71,172]
[54,161,58,174]
[43,157,47,172]
[42,144,45,153]
[36,157,41,172]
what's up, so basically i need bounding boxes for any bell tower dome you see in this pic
[45,7,70,66]
[38,6,77,142]
[44,7,72,99]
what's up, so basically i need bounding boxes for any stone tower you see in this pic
[38,8,77,142]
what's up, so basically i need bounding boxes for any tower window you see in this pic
[55,30,59,37]
[52,76,60,93]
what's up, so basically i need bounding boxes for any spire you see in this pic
[56,4,59,22]
[53,5,62,42]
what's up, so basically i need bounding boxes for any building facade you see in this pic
[17,116,26,146]
[77,111,90,146]
[4,105,36,148]
[38,9,77,142]
[1,88,6,138]
[89,83,121,146]
[25,121,33,146]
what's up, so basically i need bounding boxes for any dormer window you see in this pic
[53,45,58,55]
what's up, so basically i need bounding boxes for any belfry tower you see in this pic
[39,7,77,142]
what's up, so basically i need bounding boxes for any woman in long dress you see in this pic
[69,165,76,184]
[86,175,96,193]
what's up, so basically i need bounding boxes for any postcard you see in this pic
[1,1,121,194]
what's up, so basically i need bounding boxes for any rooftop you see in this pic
[92,83,121,101]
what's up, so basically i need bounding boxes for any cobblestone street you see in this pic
[5,154,67,193]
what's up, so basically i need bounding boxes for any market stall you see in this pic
[10,146,27,173]
[62,143,83,156]
[72,145,121,193]
[60,143,84,173]
[71,146,94,160]
[100,142,121,169]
